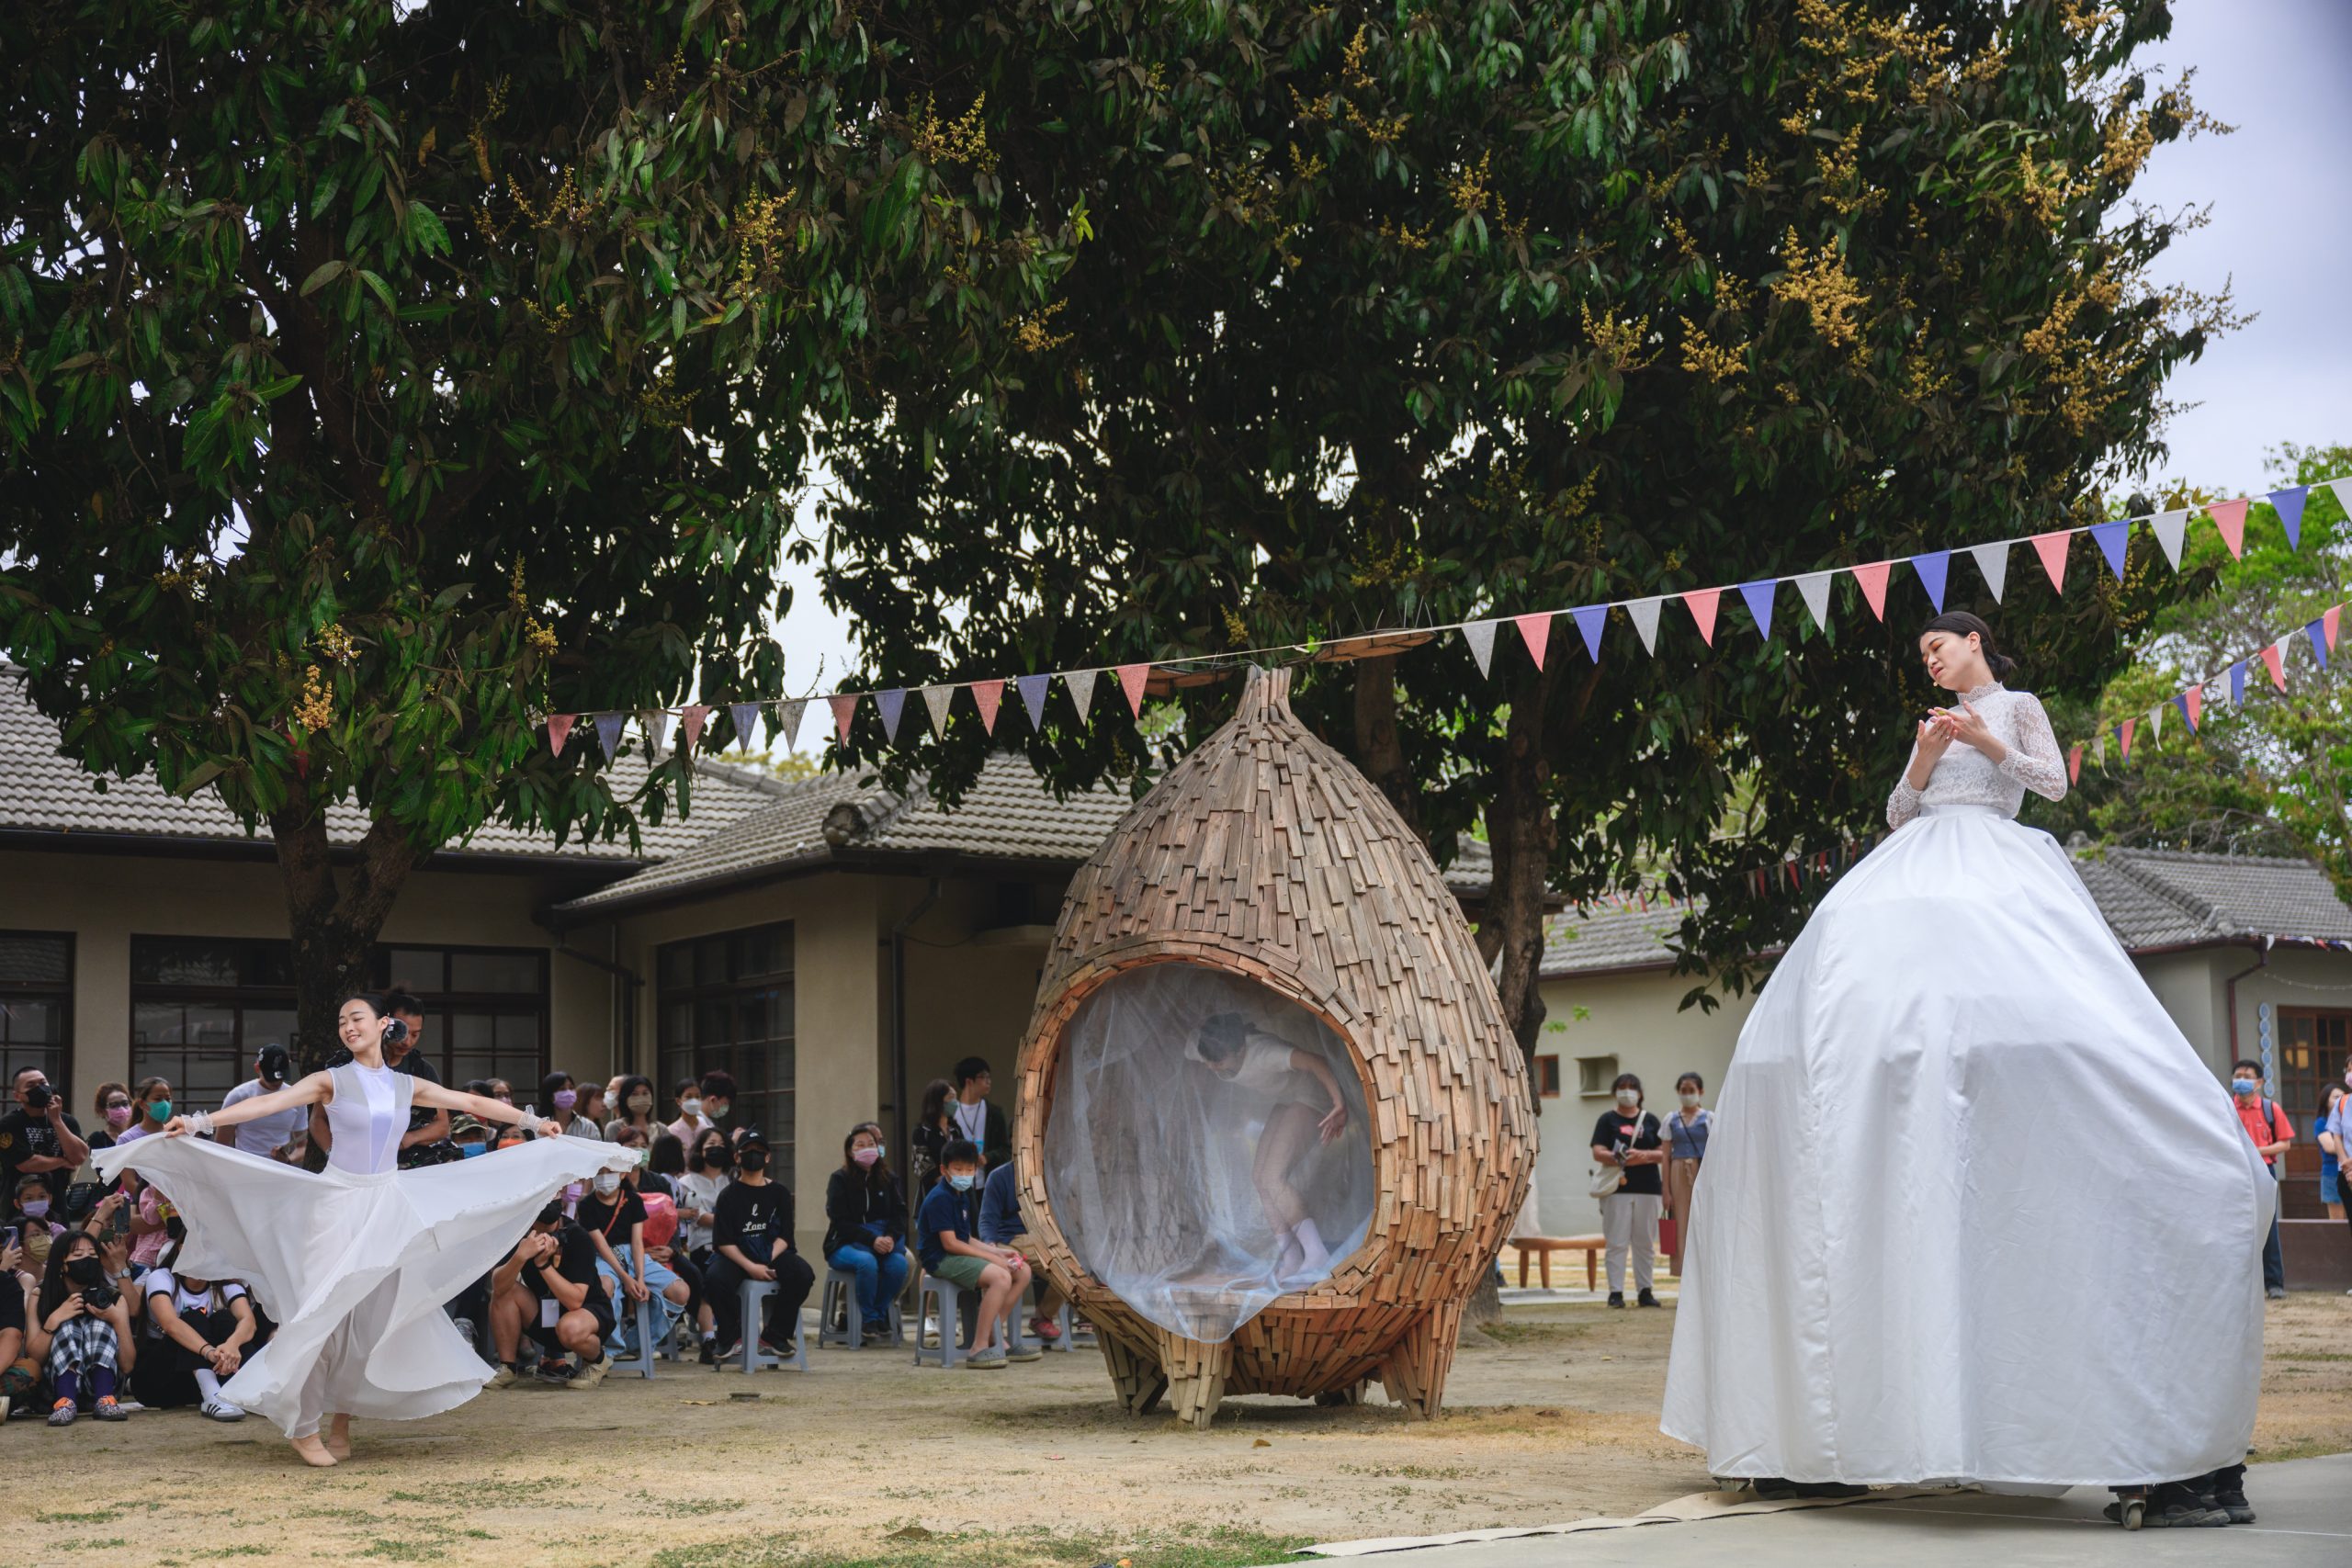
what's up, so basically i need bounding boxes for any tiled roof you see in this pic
[0,668,778,863]
[1540,843,2352,978]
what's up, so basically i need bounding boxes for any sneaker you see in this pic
[2265,1286,2288,1300]
[1030,1314,1063,1343]
[1607,1292,1624,1308]
[756,1337,788,1360]
[699,1338,719,1365]
[2107,1491,2227,1528]
[1005,1344,1043,1363]
[93,1396,127,1422]
[963,1349,1008,1370]
[1636,1289,1661,1308]
[715,1340,743,1362]
[47,1398,74,1427]
[487,1364,517,1390]
[535,1356,575,1383]
[199,1399,245,1422]
[569,1354,613,1389]
[863,1323,895,1345]
[450,1316,476,1348]
[2211,1487,2255,1525]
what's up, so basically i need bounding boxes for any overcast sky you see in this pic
[765,2,2352,709]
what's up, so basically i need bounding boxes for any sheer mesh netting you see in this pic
[1045,964,1375,1343]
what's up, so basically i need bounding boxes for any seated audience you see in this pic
[979,1158,1064,1344]
[824,1122,910,1342]
[28,1232,135,1424]
[488,1201,614,1387]
[703,1131,811,1359]
[132,1230,254,1420]
[917,1139,1037,1369]
[577,1161,690,1357]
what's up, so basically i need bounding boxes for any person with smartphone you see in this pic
[0,1066,89,1226]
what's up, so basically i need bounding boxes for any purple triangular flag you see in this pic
[2229,660,2245,707]
[1736,580,1778,641]
[2173,691,2195,733]
[2310,619,2332,671]
[1911,551,1950,613]
[1018,672,1050,730]
[2090,520,2131,581]
[729,702,762,749]
[593,712,627,758]
[876,688,909,741]
[2269,485,2309,551]
[1570,605,1607,662]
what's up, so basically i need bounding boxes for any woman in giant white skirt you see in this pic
[1662,612,2271,1495]
[96,991,634,1468]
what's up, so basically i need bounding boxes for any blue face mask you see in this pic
[458,1142,488,1159]
[2232,1079,2257,1097]
[946,1171,977,1193]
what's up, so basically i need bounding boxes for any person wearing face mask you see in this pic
[1663,1073,1711,1280]
[2230,1060,2294,1302]
[916,1139,1036,1369]
[116,1077,176,1144]
[702,1130,811,1360]
[85,1082,135,1152]
[220,1047,307,1156]
[674,1129,732,1359]
[28,1232,136,1424]
[824,1122,910,1343]
[695,1070,737,1132]
[577,1154,689,1362]
[0,1066,91,1225]
[527,1072,601,1141]
[664,1079,713,1146]
[1590,1074,1666,1308]
[604,1075,660,1143]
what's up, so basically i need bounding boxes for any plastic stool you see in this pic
[620,1296,659,1380]
[731,1279,807,1372]
[819,1266,905,1348]
[1031,1300,1078,1352]
[914,1273,1016,1368]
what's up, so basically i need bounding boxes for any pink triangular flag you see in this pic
[679,705,708,753]
[2066,744,2083,785]
[2260,642,2286,691]
[828,693,859,744]
[2206,498,2247,558]
[1116,662,1150,717]
[1513,612,1552,670]
[1849,562,1890,623]
[546,714,576,756]
[2326,604,2343,651]
[1681,588,1721,646]
[2183,684,2203,731]
[969,680,1003,735]
[2030,531,2071,593]
[2118,716,2136,761]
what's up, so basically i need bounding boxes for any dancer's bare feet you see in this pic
[289,1434,338,1467]
[324,1414,353,1461]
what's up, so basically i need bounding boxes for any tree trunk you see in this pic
[1351,655,1426,846]
[1485,665,1557,1063]
[270,784,428,1072]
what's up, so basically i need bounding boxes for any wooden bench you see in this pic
[1509,1235,1605,1292]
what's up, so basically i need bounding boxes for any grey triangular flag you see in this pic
[1065,669,1099,725]
[1462,620,1498,678]
[921,684,955,734]
[1968,542,2010,603]
[1626,597,1664,655]
[2149,508,2189,570]
[728,702,762,749]
[2148,702,2164,746]
[1794,571,1835,630]
[639,709,670,754]
[775,698,806,750]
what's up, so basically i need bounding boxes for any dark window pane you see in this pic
[133,1003,184,1045]
[0,933,70,986]
[695,935,729,986]
[659,943,693,989]
[450,952,539,994]
[0,999,59,1043]
[243,1010,298,1056]
[133,939,242,987]
[662,1001,693,1048]
[243,943,298,989]
[185,1005,236,1049]
[384,948,447,991]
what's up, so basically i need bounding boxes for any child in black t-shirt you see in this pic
[702,1131,814,1358]
[488,1201,616,1386]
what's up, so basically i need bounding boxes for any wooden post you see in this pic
[1158,1328,1233,1430]
[1099,1331,1167,1417]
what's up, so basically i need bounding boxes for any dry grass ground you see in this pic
[17,1292,2349,1568]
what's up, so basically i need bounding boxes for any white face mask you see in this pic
[681,1099,703,1119]
[1679,1091,1702,1110]
[1614,1089,1640,1111]
[592,1172,622,1196]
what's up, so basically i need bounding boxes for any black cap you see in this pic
[737,1129,771,1153]
[258,1044,293,1084]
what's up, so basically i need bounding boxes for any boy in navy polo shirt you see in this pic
[917,1140,1035,1369]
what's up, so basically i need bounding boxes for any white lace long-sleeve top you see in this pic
[1886,682,2069,829]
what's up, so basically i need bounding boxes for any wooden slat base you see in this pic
[1377,1300,1463,1420]
[1159,1328,1234,1430]
[1100,1331,1167,1416]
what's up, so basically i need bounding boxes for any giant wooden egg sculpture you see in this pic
[1012,666,1534,1427]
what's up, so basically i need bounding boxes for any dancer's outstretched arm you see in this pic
[413,1080,562,1140]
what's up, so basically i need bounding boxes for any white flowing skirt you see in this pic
[1659,805,2273,1487]
[95,1134,633,1437]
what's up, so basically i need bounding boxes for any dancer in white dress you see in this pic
[1661,612,2271,1493]
[95,992,633,1467]
[1187,1010,1349,1280]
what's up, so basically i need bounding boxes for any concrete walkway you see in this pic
[1291,1453,2350,1566]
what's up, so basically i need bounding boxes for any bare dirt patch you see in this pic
[18,1293,2347,1568]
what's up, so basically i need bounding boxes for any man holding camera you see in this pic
[0,1066,89,1225]
[219,1045,306,1156]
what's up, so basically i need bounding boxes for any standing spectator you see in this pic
[947,1057,1011,1170]
[824,1122,910,1343]
[382,988,454,1166]
[2335,1065,2352,1288]
[85,1083,134,1151]
[0,1066,90,1224]
[665,1079,713,1145]
[28,1232,135,1424]
[2231,1059,2293,1301]
[1590,1072,1666,1309]
[695,1070,737,1129]
[483,1077,515,1108]
[605,1075,659,1143]
[218,1047,304,1156]
[527,1072,601,1140]
[2318,1084,2345,1224]
[1663,1071,1712,1278]
[578,1080,612,1130]
[916,1139,1035,1368]
[703,1130,811,1359]
[132,1233,255,1419]
[117,1077,175,1144]
[487,1201,615,1387]
[910,1077,956,1196]
[978,1157,1063,1344]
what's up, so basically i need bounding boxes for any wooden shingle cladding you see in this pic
[1013,666,1534,1427]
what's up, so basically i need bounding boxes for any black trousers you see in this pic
[130,1309,242,1409]
[704,1247,813,1348]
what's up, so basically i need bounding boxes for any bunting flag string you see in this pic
[528,476,2342,761]
[2079,599,2345,769]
